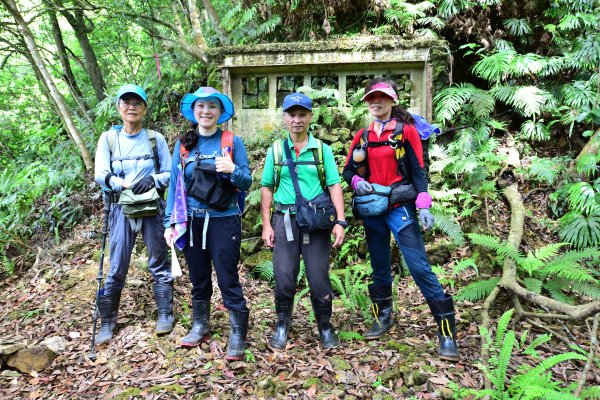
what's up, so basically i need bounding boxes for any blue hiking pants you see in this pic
[363,204,445,301]
[104,202,172,294]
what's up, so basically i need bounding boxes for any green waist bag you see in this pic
[118,188,160,218]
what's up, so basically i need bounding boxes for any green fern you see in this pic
[523,277,543,294]
[430,209,465,246]
[467,233,523,261]
[456,277,501,302]
[504,18,532,36]
[560,210,600,248]
[522,333,551,359]
[494,308,514,348]
[253,260,274,283]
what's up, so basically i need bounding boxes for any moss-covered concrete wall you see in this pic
[213,36,448,136]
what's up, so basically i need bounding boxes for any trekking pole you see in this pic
[88,189,112,361]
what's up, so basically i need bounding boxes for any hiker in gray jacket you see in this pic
[93,84,173,345]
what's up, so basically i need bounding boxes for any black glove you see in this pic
[130,176,155,194]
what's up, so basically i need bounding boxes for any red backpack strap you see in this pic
[179,142,189,169]
[221,131,235,161]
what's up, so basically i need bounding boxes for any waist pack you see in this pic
[390,182,417,205]
[295,191,336,232]
[188,162,235,211]
[118,188,160,218]
[353,183,391,217]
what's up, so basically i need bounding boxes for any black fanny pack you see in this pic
[389,182,417,205]
[188,162,235,211]
[295,191,336,232]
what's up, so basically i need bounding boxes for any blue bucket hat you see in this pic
[115,84,147,104]
[180,87,234,124]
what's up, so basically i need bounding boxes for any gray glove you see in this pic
[419,209,435,231]
[355,180,373,196]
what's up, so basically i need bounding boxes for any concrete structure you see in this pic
[209,36,449,136]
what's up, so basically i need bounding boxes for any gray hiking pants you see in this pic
[104,201,172,294]
[271,212,334,303]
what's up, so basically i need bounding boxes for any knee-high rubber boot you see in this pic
[364,284,394,339]
[153,282,174,335]
[312,300,339,350]
[180,300,210,347]
[225,309,249,361]
[427,293,459,361]
[95,289,122,345]
[269,299,293,350]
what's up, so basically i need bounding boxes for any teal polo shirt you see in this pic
[261,133,341,205]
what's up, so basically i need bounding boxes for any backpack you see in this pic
[356,115,438,180]
[272,138,327,192]
[179,131,246,213]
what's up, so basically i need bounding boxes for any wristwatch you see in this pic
[335,220,349,228]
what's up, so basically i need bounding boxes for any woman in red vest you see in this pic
[342,78,459,361]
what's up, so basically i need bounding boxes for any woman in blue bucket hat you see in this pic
[163,87,252,361]
[93,84,174,345]
[342,78,459,361]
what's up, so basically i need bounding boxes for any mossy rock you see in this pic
[243,251,272,268]
[303,377,322,388]
[330,355,351,370]
[241,238,262,257]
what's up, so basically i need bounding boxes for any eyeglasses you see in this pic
[119,100,145,109]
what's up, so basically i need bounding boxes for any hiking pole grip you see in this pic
[88,190,112,360]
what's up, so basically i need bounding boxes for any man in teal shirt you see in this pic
[261,92,346,351]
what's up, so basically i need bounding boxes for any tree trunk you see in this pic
[56,1,106,102]
[188,0,209,51]
[45,1,90,115]
[1,0,94,171]
[200,0,229,45]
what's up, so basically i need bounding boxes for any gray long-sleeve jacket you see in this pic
[94,127,171,192]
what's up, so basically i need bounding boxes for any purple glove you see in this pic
[415,192,432,209]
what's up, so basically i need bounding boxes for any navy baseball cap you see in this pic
[282,92,312,111]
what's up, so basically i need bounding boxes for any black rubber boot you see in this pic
[95,289,122,345]
[153,282,174,335]
[427,293,459,361]
[269,299,293,350]
[180,300,210,347]
[312,300,339,350]
[364,284,394,339]
[225,309,249,361]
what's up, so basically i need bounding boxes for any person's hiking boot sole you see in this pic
[180,335,210,347]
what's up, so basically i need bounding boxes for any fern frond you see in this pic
[581,386,600,399]
[510,53,545,77]
[533,243,567,262]
[511,86,550,117]
[523,277,543,294]
[495,330,515,392]
[433,83,478,123]
[560,210,600,248]
[495,309,514,348]
[431,210,465,246]
[570,280,600,300]
[253,260,274,283]
[512,352,587,390]
[473,51,515,82]
[504,18,532,36]
[519,120,550,141]
[561,81,595,109]
[522,333,551,358]
[526,156,564,185]
[456,277,501,302]
[452,258,479,276]
[543,279,576,305]
[540,261,596,283]
[566,182,598,215]
[468,233,523,261]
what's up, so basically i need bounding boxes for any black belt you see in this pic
[273,202,296,213]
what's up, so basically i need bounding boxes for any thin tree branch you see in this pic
[575,313,599,397]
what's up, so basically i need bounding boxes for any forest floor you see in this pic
[0,197,593,400]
